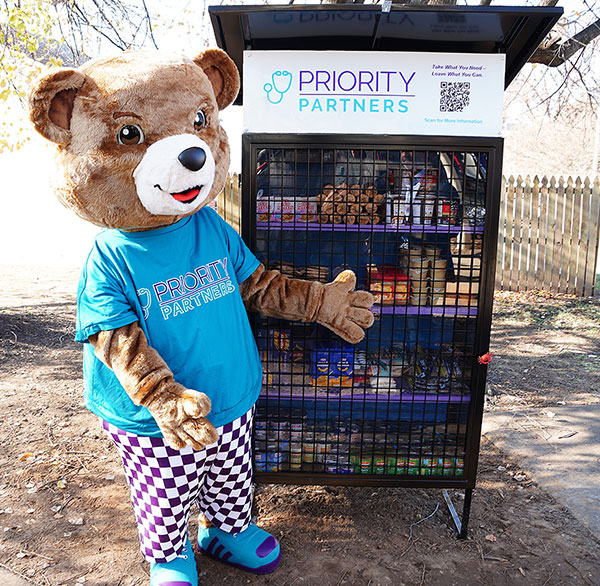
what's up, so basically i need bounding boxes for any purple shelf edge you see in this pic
[256,221,484,233]
[259,389,470,404]
[372,304,478,316]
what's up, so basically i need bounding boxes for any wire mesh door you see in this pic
[244,138,496,486]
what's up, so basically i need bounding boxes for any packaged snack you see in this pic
[366,264,410,305]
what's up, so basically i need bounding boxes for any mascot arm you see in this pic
[88,322,218,450]
[239,263,375,344]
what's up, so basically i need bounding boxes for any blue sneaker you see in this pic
[197,523,281,574]
[150,538,198,586]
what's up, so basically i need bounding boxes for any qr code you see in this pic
[440,81,470,112]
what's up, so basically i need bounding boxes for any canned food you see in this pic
[254,429,268,441]
[359,457,373,474]
[442,458,455,469]
[315,442,329,454]
[267,441,289,453]
[326,464,354,474]
[394,457,408,474]
[420,467,443,476]
[421,456,435,468]
[408,456,420,469]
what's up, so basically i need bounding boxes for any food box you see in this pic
[311,342,355,387]
[367,265,410,305]
[444,294,478,307]
[256,197,318,223]
[446,281,480,295]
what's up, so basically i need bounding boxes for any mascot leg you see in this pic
[194,408,281,574]
[103,421,204,586]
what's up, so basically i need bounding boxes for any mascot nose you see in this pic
[178,147,206,171]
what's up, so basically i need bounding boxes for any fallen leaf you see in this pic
[485,534,497,542]
[68,517,84,525]
[19,453,35,461]
[56,479,67,489]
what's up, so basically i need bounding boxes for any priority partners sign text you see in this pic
[243,50,505,137]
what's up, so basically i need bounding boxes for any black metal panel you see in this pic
[242,133,502,492]
[210,4,562,104]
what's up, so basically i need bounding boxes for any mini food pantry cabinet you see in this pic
[210,4,561,537]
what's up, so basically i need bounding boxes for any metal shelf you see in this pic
[259,387,470,404]
[256,221,484,233]
[372,304,478,317]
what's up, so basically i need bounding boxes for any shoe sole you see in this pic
[198,546,281,575]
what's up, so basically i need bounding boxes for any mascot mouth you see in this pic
[170,186,202,204]
[153,183,203,205]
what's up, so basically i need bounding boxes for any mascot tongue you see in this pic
[172,187,200,202]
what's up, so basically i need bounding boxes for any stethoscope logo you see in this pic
[137,288,151,320]
[263,71,292,104]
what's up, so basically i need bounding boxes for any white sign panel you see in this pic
[243,50,505,137]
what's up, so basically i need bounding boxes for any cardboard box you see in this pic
[312,342,355,387]
[256,197,318,222]
[446,281,480,295]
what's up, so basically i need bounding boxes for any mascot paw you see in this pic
[162,416,219,452]
[148,387,219,451]
[317,270,375,344]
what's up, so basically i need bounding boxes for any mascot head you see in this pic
[29,49,239,230]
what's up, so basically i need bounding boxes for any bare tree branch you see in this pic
[530,17,600,66]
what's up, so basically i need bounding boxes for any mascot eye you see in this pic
[117,124,144,145]
[194,110,207,131]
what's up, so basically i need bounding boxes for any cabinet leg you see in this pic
[442,488,473,539]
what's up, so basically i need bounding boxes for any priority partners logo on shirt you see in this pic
[136,257,235,321]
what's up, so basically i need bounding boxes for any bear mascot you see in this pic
[28,48,374,585]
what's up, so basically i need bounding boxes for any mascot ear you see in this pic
[28,68,86,145]
[193,49,240,110]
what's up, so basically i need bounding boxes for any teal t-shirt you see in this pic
[75,207,262,435]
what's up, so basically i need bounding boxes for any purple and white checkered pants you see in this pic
[103,408,254,563]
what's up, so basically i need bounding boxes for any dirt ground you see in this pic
[0,265,599,586]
